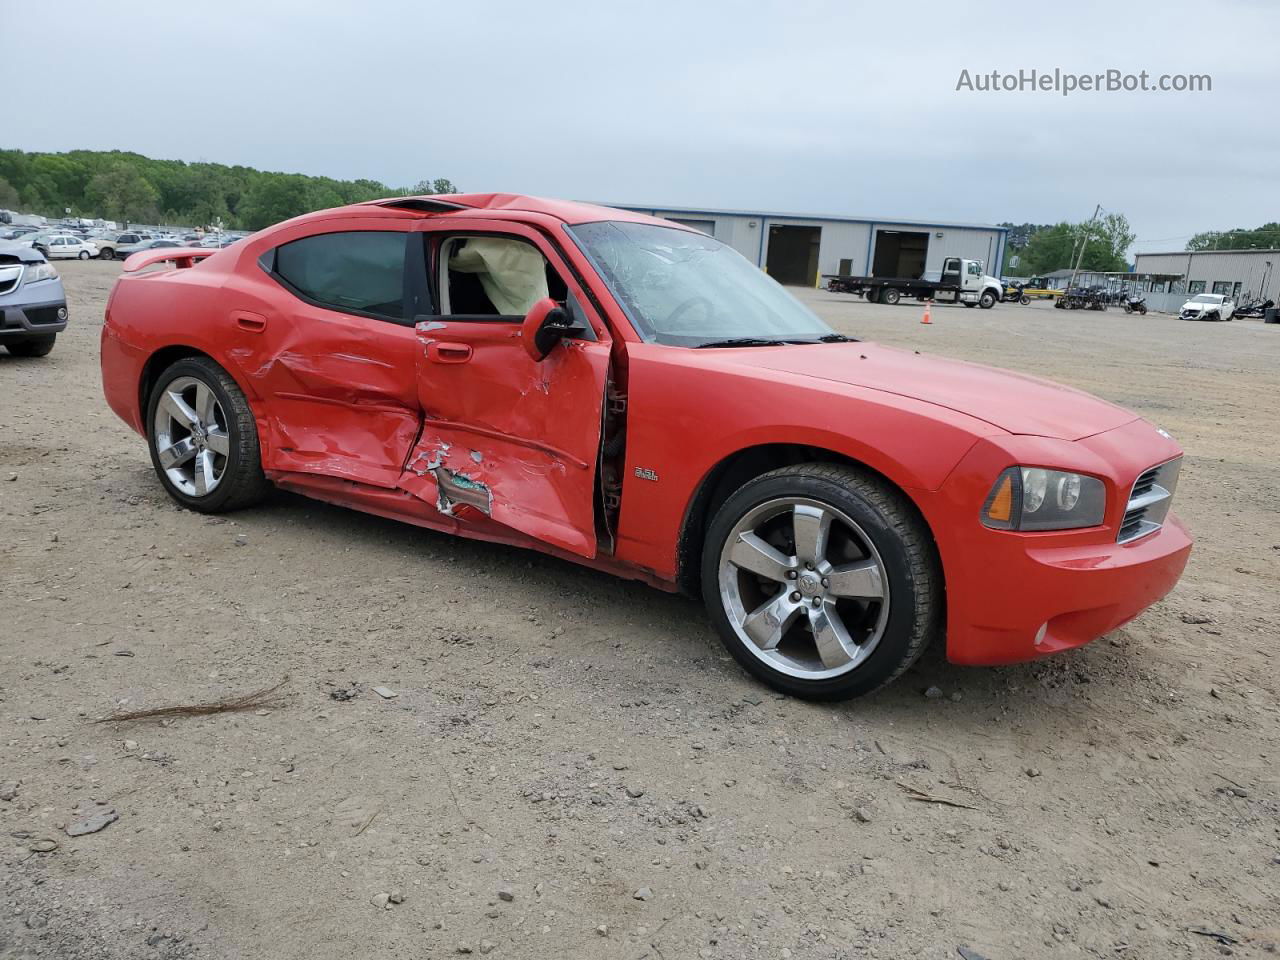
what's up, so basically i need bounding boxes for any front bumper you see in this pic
[925,418,1192,666]
[945,514,1190,665]
[0,280,69,339]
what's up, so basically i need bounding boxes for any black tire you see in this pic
[865,288,880,304]
[1019,295,1031,305]
[5,335,56,358]
[701,463,942,701]
[883,288,901,305]
[78,250,90,260]
[103,249,117,260]
[978,290,997,309]
[145,356,271,513]
[1137,305,1147,315]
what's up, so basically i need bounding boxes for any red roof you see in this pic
[360,193,668,226]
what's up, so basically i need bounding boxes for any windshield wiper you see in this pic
[694,333,857,348]
[694,337,790,348]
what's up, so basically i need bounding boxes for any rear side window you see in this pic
[271,231,408,321]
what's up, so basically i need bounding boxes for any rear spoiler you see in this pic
[121,247,217,273]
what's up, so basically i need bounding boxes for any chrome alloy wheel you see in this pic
[717,497,890,680]
[152,376,230,497]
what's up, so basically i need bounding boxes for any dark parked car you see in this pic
[97,232,158,259]
[113,238,180,260]
[0,246,68,357]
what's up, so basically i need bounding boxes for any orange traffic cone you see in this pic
[921,300,932,324]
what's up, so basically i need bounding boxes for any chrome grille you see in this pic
[1118,458,1181,544]
[0,264,22,296]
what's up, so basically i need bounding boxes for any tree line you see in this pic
[0,149,457,230]
[1186,224,1280,251]
[1002,213,1136,275]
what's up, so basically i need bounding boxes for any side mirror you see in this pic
[521,297,583,361]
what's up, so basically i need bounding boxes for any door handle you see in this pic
[233,311,267,333]
[428,341,473,363]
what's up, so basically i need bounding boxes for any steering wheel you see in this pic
[664,296,715,329]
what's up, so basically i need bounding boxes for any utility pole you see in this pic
[1067,204,1102,292]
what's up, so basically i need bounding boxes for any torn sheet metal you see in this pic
[434,466,493,516]
[402,440,493,517]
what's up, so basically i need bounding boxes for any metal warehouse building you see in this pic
[615,204,1008,287]
[1132,248,1279,303]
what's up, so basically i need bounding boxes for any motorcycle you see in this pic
[1234,298,1274,320]
[1122,295,1148,315]
[1002,282,1031,305]
[1056,285,1107,310]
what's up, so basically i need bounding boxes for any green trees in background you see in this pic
[0,149,458,229]
[1011,213,1135,274]
[1187,224,1280,251]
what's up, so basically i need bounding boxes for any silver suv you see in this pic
[0,246,68,357]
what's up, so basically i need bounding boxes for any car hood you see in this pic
[729,342,1137,440]
[1180,302,1207,312]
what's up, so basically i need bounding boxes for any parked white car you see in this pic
[31,234,99,260]
[1179,293,1235,322]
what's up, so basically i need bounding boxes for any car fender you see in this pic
[611,344,1006,580]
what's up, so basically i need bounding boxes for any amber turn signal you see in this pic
[986,472,1014,524]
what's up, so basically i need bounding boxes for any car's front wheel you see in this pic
[146,357,271,512]
[78,250,90,260]
[702,463,941,700]
[5,336,56,358]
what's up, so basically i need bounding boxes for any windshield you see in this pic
[567,220,838,347]
[1190,294,1221,303]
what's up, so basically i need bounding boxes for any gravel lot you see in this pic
[3,260,1278,959]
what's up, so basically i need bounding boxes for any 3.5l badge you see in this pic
[634,466,659,482]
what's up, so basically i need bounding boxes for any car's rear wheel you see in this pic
[5,336,56,358]
[883,288,901,305]
[146,357,271,513]
[702,463,941,700]
[78,250,90,260]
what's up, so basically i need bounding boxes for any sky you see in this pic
[7,0,1279,253]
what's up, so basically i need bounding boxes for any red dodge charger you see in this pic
[100,194,1191,700]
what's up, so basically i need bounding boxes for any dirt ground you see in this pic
[2,260,1278,960]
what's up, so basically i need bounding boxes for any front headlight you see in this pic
[981,466,1106,531]
[23,262,59,284]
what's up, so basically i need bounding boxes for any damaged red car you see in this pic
[101,194,1191,700]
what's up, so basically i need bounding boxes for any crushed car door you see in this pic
[235,224,426,487]
[400,222,610,559]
